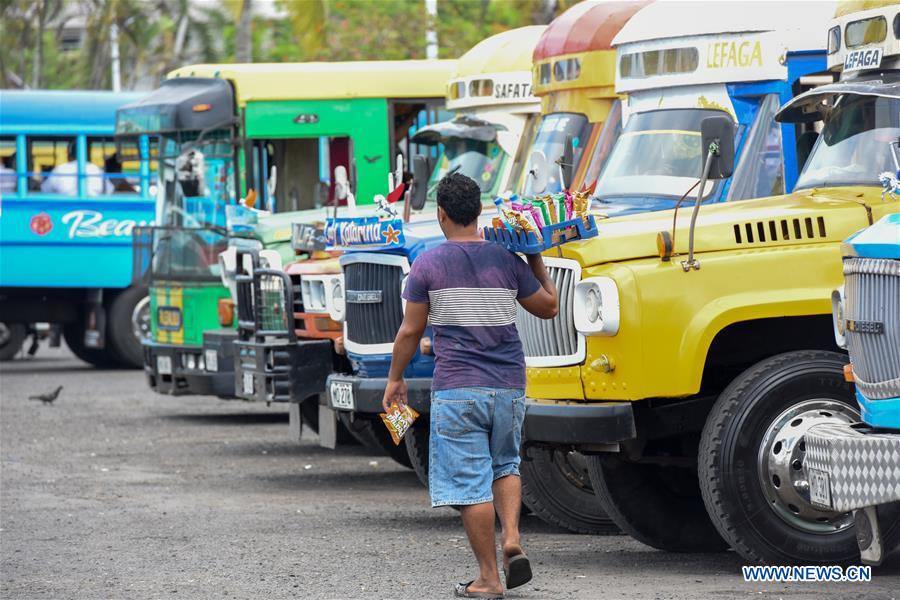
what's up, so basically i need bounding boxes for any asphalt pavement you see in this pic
[2,346,898,599]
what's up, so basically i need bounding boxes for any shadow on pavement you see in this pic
[257,468,422,492]
[0,362,101,375]
[216,440,377,459]
[158,411,289,425]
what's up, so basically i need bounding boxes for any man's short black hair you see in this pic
[436,172,481,226]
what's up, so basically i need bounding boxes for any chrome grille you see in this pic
[516,259,582,367]
[343,258,405,348]
[843,257,900,399]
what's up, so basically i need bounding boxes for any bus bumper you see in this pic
[523,399,636,447]
[324,374,434,417]
[143,340,235,398]
[805,422,900,565]
[805,422,900,513]
[233,338,333,403]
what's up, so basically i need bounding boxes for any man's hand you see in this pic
[519,254,559,319]
[382,378,408,413]
[385,301,428,412]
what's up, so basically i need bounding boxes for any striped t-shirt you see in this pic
[402,240,540,391]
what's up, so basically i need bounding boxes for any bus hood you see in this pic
[560,187,883,267]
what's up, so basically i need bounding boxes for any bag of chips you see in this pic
[380,402,420,445]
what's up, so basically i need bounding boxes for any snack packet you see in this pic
[544,195,559,224]
[519,211,544,242]
[573,190,590,219]
[380,402,420,445]
[532,197,552,225]
[500,207,521,230]
[522,201,545,229]
[553,193,568,221]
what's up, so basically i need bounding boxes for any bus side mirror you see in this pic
[410,155,429,211]
[700,116,735,179]
[333,165,349,201]
[175,149,207,197]
[559,134,575,190]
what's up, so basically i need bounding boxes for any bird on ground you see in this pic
[29,385,63,405]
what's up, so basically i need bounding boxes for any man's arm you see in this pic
[518,254,559,319]
[382,300,429,411]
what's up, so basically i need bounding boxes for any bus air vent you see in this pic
[732,216,827,244]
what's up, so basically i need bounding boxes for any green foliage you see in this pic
[1,0,569,90]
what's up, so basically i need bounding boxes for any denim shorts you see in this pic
[428,386,526,508]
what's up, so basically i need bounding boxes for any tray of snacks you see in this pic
[483,191,598,254]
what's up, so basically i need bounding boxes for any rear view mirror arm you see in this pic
[681,142,718,272]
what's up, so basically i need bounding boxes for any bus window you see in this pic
[266,136,352,212]
[0,136,15,194]
[728,94,784,201]
[28,136,76,194]
[88,137,137,194]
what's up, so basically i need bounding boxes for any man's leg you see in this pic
[459,502,503,594]
[493,474,523,562]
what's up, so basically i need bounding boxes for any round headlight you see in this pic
[585,288,601,323]
[313,282,326,310]
[186,354,197,370]
[332,280,345,315]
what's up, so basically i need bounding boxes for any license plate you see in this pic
[808,468,833,508]
[330,381,354,410]
[242,372,254,396]
[157,355,172,375]
[205,349,218,372]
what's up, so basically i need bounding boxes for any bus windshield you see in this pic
[142,226,228,282]
[519,112,593,196]
[794,95,900,190]
[155,130,236,230]
[427,138,505,200]
[594,108,731,201]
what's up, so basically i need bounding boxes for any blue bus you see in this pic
[0,90,154,367]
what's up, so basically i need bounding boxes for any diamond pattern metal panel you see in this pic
[805,423,900,512]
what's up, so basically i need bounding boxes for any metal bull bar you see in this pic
[233,260,332,405]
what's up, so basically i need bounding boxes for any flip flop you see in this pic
[504,553,533,590]
[454,581,504,599]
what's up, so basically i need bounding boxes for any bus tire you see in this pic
[699,350,900,565]
[521,446,619,535]
[404,420,430,488]
[586,453,726,551]
[0,323,27,361]
[107,286,149,369]
[63,320,118,368]
[338,414,412,468]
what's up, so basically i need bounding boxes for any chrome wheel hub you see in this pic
[132,296,152,344]
[758,399,859,534]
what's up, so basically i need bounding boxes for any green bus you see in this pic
[117,60,456,398]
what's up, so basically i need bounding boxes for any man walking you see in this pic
[382,173,558,599]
